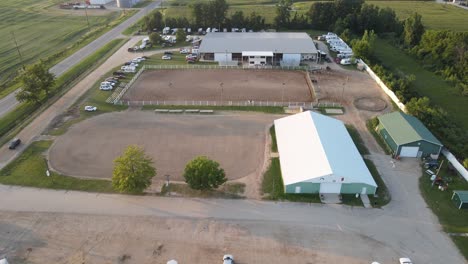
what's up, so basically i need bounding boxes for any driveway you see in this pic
[0,0,161,119]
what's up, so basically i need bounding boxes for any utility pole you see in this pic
[11,31,24,69]
[84,6,90,30]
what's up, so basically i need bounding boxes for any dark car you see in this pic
[164,51,174,55]
[9,138,21,150]
[424,159,439,169]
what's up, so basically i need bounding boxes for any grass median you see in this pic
[0,38,128,146]
[0,141,114,193]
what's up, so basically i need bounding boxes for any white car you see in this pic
[180,49,190,54]
[84,106,97,112]
[340,58,355,65]
[100,85,112,91]
[162,55,172,60]
[101,81,115,87]
[399,258,413,264]
[223,255,233,264]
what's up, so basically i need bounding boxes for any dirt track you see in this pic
[123,69,313,102]
[49,112,279,181]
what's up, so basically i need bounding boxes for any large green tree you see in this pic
[112,145,156,194]
[351,30,376,60]
[144,10,163,31]
[16,61,55,105]
[149,32,162,44]
[274,0,293,28]
[403,12,424,47]
[176,29,187,43]
[183,156,227,191]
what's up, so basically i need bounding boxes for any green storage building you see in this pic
[451,190,468,210]
[377,112,443,158]
[274,111,377,195]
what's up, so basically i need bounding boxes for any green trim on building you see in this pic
[340,183,376,195]
[452,190,468,210]
[377,112,442,146]
[285,182,320,193]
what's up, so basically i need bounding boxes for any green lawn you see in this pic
[269,125,278,152]
[0,0,129,86]
[419,160,468,260]
[365,158,391,207]
[0,140,114,192]
[373,38,468,131]
[368,1,468,31]
[346,124,370,155]
[161,182,246,198]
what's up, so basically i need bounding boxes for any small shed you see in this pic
[451,190,468,210]
[377,112,443,158]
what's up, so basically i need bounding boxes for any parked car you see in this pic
[100,85,112,91]
[424,159,439,169]
[84,106,97,112]
[180,48,190,54]
[162,55,172,60]
[164,51,174,55]
[101,81,115,87]
[340,58,355,65]
[8,138,21,150]
[113,71,125,76]
[399,258,413,264]
[223,255,234,264]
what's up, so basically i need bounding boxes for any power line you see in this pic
[11,31,24,69]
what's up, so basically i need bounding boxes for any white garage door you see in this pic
[320,183,342,194]
[399,146,419,157]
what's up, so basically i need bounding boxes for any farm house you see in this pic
[377,112,443,158]
[451,190,468,210]
[198,32,317,67]
[274,111,377,195]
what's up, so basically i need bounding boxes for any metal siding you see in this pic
[378,127,397,152]
[214,53,232,62]
[400,141,441,156]
[340,183,377,195]
[285,182,320,193]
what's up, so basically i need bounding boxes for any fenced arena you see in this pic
[110,65,316,107]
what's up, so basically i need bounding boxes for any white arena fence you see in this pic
[117,100,316,108]
[111,64,311,105]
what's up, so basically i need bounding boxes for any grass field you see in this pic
[374,38,468,131]
[419,160,468,260]
[163,0,468,31]
[0,0,125,86]
[368,1,468,31]
[0,140,114,192]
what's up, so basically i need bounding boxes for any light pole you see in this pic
[220,82,224,103]
[282,82,285,104]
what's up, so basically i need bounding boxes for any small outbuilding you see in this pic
[451,190,468,210]
[274,111,377,195]
[377,112,443,158]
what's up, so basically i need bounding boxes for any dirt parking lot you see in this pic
[49,111,279,181]
[0,211,398,264]
[122,69,314,102]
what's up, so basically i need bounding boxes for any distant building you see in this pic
[452,190,468,210]
[89,0,113,4]
[117,0,141,8]
[198,32,318,67]
[274,111,377,195]
[377,112,443,158]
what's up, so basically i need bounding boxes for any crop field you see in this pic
[0,0,121,84]
[368,1,468,31]
[165,0,468,31]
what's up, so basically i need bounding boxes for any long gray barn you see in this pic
[198,32,318,67]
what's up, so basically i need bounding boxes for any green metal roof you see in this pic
[453,190,468,202]
[378,112,442,146]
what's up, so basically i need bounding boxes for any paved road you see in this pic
[0,1,160,119]
[0,154,466,263]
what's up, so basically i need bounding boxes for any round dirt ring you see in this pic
[354,97,387,112]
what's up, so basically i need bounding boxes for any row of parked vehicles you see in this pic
[319,32,357,65]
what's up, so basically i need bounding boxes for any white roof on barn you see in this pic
[274,111,377,187]
[199,32,317,54]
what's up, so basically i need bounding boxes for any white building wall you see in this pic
[214,53,232,62]
[90,0,112,4]
[248,56,268,66]
[281,53,301,66]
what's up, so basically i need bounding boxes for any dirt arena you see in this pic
[122,69,314,102]
[49,111,279,181]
